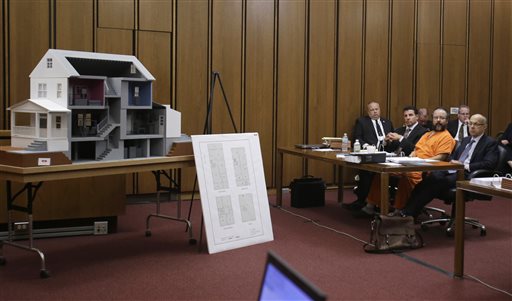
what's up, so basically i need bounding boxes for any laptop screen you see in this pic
[258,251,327,301]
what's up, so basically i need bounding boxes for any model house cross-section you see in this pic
[9,49,181,162]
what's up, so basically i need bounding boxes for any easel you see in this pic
[187,71,238,250]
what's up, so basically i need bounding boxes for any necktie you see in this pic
[458,139,475,163]
[458,124,465,141]
[403,127,411,139]
[375,120,383,136]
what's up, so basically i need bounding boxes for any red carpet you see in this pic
[0,189,510,300]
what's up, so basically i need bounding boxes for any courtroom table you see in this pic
[0,155,196,278]
[276,146,465,214]
[454,180,512,278]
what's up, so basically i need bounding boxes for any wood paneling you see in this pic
[307,0,336,181]
[98,0,134,29]
[389,0,415,126]
[443,0,467,46]
[9,0,50,107]
[467,0,491,120]
[139,0,172,32]
[212,1,242,134]
[441,45,466,109]
[364,0,390,113]
[491,1,512,135]
[277,0,305,184]
[56,0,94,51]
[245,0,274,186]
[416,0,441,110]
[138,31,171,104]
[175,0,208,192]
[0,2,4,129]
[441,1,467,110]
[96,28,134,55]
[338,0,363,137]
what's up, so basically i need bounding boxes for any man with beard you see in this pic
[398,114,498,217]
[358,107,456,215]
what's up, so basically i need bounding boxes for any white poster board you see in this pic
[191,133,274,254]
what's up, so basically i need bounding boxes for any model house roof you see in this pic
[8,98,71,113]
[30,49,155,81]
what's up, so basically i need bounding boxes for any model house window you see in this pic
[38,83,47,98]
[57,83,62,98]
[47,58,53,68]
[56,116,61,129]
[130,64,136,74]
[39,114,47,129]
[134,86,139,98]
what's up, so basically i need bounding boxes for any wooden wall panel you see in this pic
[56,0,94,51]
[8,1,50,107]
[441,1,467,111]
[175,0,208,192]
[138,31,171,104]
[139,0,172,32]
[491,1,512,135]
[277,0,305,184]
[245,0,274,186]
[338,0,363,138]
[0,2,4,129]
[389,0,415,126]
[441,45,466,110]
[416,0,441,110]
[212,1,242,134]
[443,0,467,46]
[307,0,336,181]
[467,0,491,120]
[96,28,133,55]
[364,0,389,113]
[98,0,134,29]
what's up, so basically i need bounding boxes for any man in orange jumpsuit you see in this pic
[358,107,456,216]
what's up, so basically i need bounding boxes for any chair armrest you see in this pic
[468,169,496,179]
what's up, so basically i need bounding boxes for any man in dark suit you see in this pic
[344,101,393,211]
[418,108,433,131]
[384,106,428,156]
[399,113,498,217]
[447,105,470,142]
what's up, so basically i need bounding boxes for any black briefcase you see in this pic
[289,176,326,208]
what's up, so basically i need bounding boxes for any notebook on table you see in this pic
[295,144,328,149]
[258,251,327,301]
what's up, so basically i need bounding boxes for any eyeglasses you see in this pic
[468,122,484,127]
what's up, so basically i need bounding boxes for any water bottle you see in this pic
[353,139,361,152]
[342,133,349,152]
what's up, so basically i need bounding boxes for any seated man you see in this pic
[499,122,512,171]
[399,114,498,217]
[384,105,428,156]
[358,107,456,215]
[344,101,393,211]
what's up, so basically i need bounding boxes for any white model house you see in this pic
[9,49,181,161]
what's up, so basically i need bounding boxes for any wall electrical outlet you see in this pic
[450,107,459,115]
[94,221,108,235]
[14,221,29,233]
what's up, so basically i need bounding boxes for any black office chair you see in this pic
[420,144,509,236]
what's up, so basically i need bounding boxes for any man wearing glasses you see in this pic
[398,114,498,218]
[448,105,470,141]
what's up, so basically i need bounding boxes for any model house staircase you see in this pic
[97,123,117,139]
[26,140,48,151]
[96,148,112,161]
